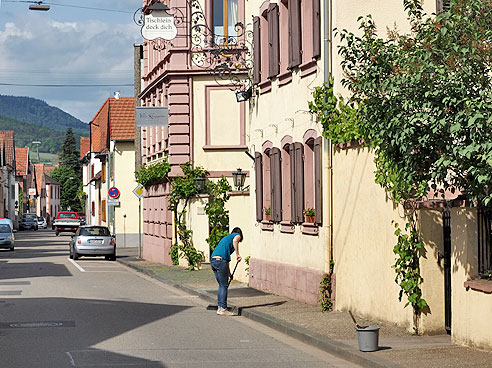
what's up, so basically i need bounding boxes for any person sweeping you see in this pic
[210,227,243,316]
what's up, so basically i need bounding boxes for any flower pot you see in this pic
[305,215,315,223]
[265,213,271,221]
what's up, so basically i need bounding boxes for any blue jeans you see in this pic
[211,258,229,308]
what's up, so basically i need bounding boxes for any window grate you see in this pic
[477,208,492,275]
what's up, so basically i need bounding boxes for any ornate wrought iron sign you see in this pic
[134,0,254,94]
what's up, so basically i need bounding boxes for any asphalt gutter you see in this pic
[119,257,403,368]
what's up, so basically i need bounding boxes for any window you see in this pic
[290,142,304,223]
[213,0,238,43]
[270,147,282,222]
[281,142,292,222]
[263,148,271,217]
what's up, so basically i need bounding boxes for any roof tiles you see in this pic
[15,147,29,176]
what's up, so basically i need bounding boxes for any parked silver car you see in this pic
[69,226,116,261]
[0,223,15,251]
[37,216,47,229]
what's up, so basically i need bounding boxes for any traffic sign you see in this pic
[108,198,120,206]
[108,187,120,199]
[133,184,144,199]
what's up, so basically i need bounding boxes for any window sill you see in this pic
[277,71,292,87]
[259,80,272,94]
[261,220,274,231]
[280,221,295,233]
[300,60,318,78]
[301,222,319,235]
[464,279,492,294]
[203,145,248,151]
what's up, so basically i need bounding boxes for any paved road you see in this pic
[0,230,360,368]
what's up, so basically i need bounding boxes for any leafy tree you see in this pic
[50,165,82,212]
[311,0,492,323]
[60,128,81,176]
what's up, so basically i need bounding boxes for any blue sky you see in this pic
[0,0,142,123]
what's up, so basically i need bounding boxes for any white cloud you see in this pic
[0,10,141,122]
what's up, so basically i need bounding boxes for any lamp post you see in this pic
[29,1,50,11]
[232,168,246,191]
[32,141,41,163]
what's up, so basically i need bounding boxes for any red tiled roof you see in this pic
[91,97,135,153]
[44,165,56,176]
[34,163,45,195]
[80,137,90,159]
[15,147,29,176]
[110,97,135,140]
[0,131,15,167]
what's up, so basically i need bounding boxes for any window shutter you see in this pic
[436,0,450,12]
[268,3,280,78]
[294,142,304,223]
[288,0,302,68]
[102,200,106,222]
[253,16,261,85]
[314,136,322,224]
[255,152,263,221]
[270,147,282,222]
[289,143,296,222]
[313,0,321,58]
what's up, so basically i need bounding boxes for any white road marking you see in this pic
[65,352,75,366]
[68,258,86,272]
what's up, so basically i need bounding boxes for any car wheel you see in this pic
[69,246,73,259]
[55,231,59,236]
[73,249,79,260]
[9,246,14,251]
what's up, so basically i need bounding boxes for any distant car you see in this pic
[69,226,116,261]
[37,216,47,229]
[20,214,38,231]
[54,211,81,235]
[0,219,15,251]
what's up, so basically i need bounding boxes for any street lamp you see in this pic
[29,1,50,11]
[232,168,246,191]
[32,141,41,162]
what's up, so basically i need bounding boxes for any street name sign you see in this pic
[135,107,169,127]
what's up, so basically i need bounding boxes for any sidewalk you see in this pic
[117,256,492,368]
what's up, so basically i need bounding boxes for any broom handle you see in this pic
[228,262,239,286]
[349,311,360,328]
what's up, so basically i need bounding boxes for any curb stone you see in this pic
[118,258,403,368]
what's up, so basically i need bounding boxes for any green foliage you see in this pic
[205,177,232,252]
[303,208,315,216]
[135,159,171,188]
[170,243,179,265]
[244,255,251,277]
[308,78,362,144]
[319,260,335,312]
[60,128,80,175]
[168,162,208,270]
[392,218,428,312]
[50,165,82,212]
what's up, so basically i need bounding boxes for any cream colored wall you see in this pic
[333,147,445,332]
[112,141,140,244]
[332,0,438,97]
[192,77,251,174]
[181,178,252,283]
[450,208,492,349]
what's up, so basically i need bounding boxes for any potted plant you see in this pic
[264,207,271,221]
[303,208,315,223]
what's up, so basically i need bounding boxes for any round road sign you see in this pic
[108,187,120,199]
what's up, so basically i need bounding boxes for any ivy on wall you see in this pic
[205,177,232,252]
[134,158,171,188]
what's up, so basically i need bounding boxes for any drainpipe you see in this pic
[324,0,334,272]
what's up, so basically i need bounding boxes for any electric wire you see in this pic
[2,0,134,14]
[0,82,133,87]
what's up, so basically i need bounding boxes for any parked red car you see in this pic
[53,211,82,236]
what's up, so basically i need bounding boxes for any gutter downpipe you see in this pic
[324,0,334,272]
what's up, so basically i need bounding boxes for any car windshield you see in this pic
[22,217,34,221]
[0,224,11,233]
[59,213,76,219]
[80,227,110,236]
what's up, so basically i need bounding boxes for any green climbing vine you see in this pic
[319,260,335,312]
[168,162,208,270]
[205,177,232,252]
[135,158,171,188]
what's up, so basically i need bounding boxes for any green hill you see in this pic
[0,115,84,154]
[0,95,89,137]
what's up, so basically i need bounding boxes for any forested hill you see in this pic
[0,95,89,137]
[0,115,84,154]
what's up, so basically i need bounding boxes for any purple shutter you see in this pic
[436,0,450,12]
[270,147,282,222]
[268,3,280,78]
[255,152,263,221]
[253,16,261,85]
[288,0,302,68]
[313,0,321,59]
[314,136,322,224]
[289,143,296,222]
[294,142,304,223]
